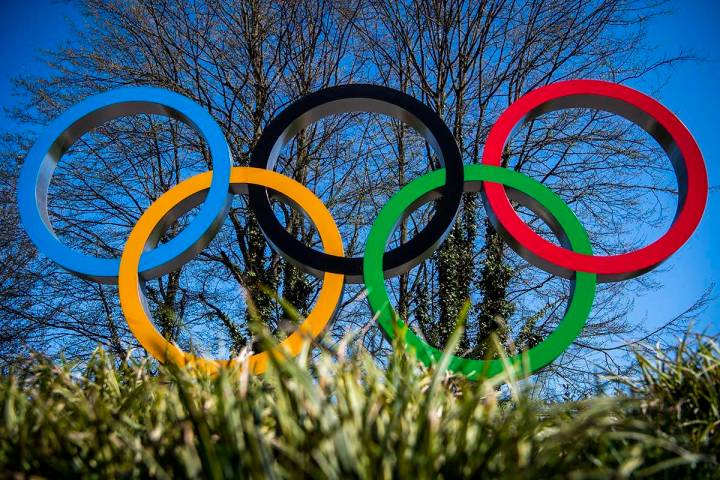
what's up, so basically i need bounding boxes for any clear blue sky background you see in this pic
[625,1,720,332]
[1,1,718,333]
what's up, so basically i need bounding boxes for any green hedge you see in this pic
[0,334,718,479]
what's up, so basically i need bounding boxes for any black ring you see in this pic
[248,84,464,284]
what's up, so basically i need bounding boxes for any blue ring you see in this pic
[17,87,232,284]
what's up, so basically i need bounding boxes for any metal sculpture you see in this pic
[17,80,708,379]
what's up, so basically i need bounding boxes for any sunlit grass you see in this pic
[0,332,717,478]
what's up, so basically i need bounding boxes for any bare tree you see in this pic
[346,0,707,396]
[0,0,708,397]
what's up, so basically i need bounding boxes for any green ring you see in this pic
[363,165,597,380]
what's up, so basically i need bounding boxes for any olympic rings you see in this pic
[248,84,464,284]
[17,87,233,284]
[17,81,708,379]
[118,167,344,374]
[482,80,708,282]
[364,165,596,380]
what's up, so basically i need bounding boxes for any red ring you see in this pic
[482,80,708,282]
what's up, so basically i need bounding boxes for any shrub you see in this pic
[0,334,717,478]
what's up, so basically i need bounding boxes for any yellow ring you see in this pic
[118,167,344,374]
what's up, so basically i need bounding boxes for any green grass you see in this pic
[0,333,718,479]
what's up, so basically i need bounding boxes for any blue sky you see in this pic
[0,1,83,130]
[1,0,718,333]
[628,2,720,331]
